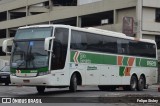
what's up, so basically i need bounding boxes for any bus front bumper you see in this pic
[10,74,52,86]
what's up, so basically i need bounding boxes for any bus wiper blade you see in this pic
[17,60,25,69]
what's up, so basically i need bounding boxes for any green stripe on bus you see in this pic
[70,51,75,63]
[136,58,141,66]
[123,57,128,66]
[11,67,48,73]
[136,58,157,67]
[119,66,125,76]
[71,51,116,65]
[70,51,157,68]
[103,54,117,65]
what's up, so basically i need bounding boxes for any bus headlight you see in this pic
[37,71,50,76]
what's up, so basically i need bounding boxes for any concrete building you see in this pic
[0,0,160,60]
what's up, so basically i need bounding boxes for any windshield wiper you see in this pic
[17,60,25,69]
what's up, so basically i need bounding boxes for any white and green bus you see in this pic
[2,25,158,93]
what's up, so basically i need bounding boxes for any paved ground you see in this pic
[0,84,159,97]
[0,84,159,106]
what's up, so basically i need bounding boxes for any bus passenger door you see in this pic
[50,28,69,85]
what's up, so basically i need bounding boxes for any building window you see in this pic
[156,36,160,49]
[81,11,114,27]
[156,8,160,22]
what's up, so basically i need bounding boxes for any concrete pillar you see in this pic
[26,6,30,16]
[6,29,10,38]
[49,0,53,11]
[136,0,143,38]
[7,11,10,20]
[77,16,82,27]
[114,9,117,24]
[26,1,30,26]
[48,0,53,24]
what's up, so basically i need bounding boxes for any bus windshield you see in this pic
[11,27,53,69]
[11,40,48,69]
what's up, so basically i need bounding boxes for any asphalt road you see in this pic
[0,84,159,106]
[0,84,159,97]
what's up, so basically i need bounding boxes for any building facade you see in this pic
[0,0,160,61]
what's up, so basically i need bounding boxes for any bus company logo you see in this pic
[147,61,156,67]
[2,98,11,103]
[80,53,91,63]
[80,53,86,60]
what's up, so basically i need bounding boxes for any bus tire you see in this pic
[36,86,45,94]
[5,83,9,86]
[98,85,106,91]
[137,76,145,91]
[130,75,137,91]
[69,74,77,92]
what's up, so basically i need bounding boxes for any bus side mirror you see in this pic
[2,38,13,54]
[44,37,55,51]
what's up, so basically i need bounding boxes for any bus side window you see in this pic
[86,33,103,52]
[71,30,87,50]
[103,36,117,54]
[117,39,129,55]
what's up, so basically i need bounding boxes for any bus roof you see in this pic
[18,24,156,44]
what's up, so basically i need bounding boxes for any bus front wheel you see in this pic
[36,86,45,94]
[69,74,77,92]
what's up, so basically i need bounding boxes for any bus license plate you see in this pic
[23,80,30,83]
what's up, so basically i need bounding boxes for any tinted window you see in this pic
[86,33,103,52]
[71,30,156,58]
[117,39,129,55]
[129,40,138,56]
[103,36,117,53]
[129,41,156,58]
[71,31,87,50]
[51,28,69,70]
[142,42,156,58]
[71,31,103,52]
